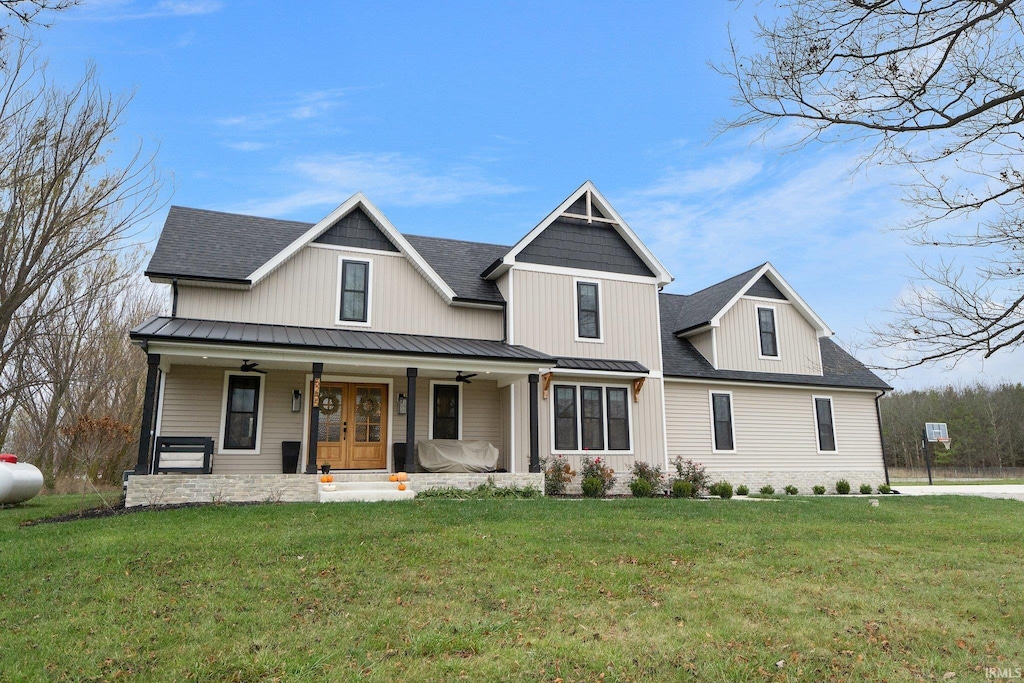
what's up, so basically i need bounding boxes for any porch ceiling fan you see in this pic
[454,370,477,384]
[240,360,267,374]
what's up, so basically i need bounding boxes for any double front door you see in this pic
[315,382,388,470]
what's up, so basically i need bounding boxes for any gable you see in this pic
[517,216,656,277]
[745,274,786,300]
[313,207,399,252]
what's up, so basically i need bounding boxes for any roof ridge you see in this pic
[170,205,315,227]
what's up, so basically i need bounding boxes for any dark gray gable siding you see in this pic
[313,206,399,252]
[566,195,588,215]
[517,216,655,277]
[745,274,786,300]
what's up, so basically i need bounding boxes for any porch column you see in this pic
[305,362,323,474]
[134,353,161,475]
[528,373,540,473]
[405,367,418,472]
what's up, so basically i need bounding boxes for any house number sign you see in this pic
[312,377,321,408]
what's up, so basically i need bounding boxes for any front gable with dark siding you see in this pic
[313,206,399,252]
[517,216,655,277]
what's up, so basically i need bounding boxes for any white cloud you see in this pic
[223,141,267,152]
[215,89,348,131]
[232,152,523,216]
[72,0,222,21]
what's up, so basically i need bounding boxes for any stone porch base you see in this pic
[125,472,544,507]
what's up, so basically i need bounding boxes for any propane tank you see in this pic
[0,454,45,504]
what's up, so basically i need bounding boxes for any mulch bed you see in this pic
[18,499,269,526]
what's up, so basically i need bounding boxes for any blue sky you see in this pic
[34,0,1023,389]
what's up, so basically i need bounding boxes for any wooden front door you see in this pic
[314,382,388,470]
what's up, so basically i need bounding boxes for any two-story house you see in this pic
[125,181,889,505]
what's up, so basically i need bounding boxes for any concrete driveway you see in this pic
[892,484,1024,502]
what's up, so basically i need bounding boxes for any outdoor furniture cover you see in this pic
[417,439,498,473]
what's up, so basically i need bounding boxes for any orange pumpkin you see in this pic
[388,474,398,482]
[398,483,407,491]
[320,474,334,483]
[396,471,408,482]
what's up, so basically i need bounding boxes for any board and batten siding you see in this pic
[689,330,715,366]
[715,297,822,375]
[411,378,506,468]
[511,269,662,370]
[175,244,503,340]
[158,365,306,474]
[663,380,885,488]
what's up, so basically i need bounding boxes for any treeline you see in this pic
[880,383,1024,471]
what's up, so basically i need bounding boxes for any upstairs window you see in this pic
[576,281,601,340]
[338,258,370,324]
[710,391,735,452]
[814,397,836,452]
[222,374,262,452]
[757,306,778,358]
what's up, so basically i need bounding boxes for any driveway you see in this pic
[892,484,1024,502]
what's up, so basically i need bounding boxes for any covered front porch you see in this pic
[127,317,550,503]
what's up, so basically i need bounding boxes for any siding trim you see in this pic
[218,371,267,455]
[514,261,661,285]
[664,376,884,394]
[310,242,399,257]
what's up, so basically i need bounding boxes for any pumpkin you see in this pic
[320,474,334,483]
[396,471,408,482]
[398,483,407,491]
[388,474,398,482]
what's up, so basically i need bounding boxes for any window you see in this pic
[431,383,460,440]
[757,306,778,358]
[221,374,262,452]
[338,258,370,324]
[551,383,632,453]
[710,391,735,452]
[576,281,601,340]
[814,397,836,452]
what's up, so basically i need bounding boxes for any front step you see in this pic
[318,482,415,503]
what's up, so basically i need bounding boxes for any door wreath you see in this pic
[319,392,340,415]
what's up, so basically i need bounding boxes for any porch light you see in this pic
[291,389,302,412]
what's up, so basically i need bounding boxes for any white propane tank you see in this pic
[0,455,44,504]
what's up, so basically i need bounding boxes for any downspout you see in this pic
[875,391,890,486]
[171,278,179,317]
[501,300,507,343]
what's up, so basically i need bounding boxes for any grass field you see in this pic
[893,479,1024,486]
[2,494,1023,681]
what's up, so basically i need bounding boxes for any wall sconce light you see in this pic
[291,389,302,413]
[397,393,407,415]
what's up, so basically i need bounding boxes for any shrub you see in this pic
[878,483,892,494]
[859,483,873,495]
[812,485,826,495]
[784,484,798,496]
[711,481,733,499]
[630,478,654,498]
[835,479,851,495]
[670,457,709,496]
[541,455,574,496]
[581,476,605,498]
[735,484,749,496]
[417,480,541,499]
[672,479,695,499]
[629,461,664,496]
[580,456,615,496]
[759,484,775,495]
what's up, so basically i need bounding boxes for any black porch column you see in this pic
[528,373,540,473]
[305,362,324,474]
[406,367,418,472]
[134,353,161,475]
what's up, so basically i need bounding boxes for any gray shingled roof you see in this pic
[404,234,507,304]
[659,293,890,390]
[131,317,552,362]
[670,264,764,334]
[555,357,649,374]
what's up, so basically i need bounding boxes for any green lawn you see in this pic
[2,495,1022,681]
[893,479,1024,486]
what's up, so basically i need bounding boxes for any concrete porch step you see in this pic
[318,483,415,502]
[323,481,410,491]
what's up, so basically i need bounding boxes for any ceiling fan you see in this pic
[240,360,267,374]
[455,370,477,384]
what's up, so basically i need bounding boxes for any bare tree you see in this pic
[0,40,160,448]
[719,0,1024,369]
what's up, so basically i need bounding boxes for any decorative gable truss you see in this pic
[482,181,673,285]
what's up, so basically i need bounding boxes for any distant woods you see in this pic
[881,384,1024,474]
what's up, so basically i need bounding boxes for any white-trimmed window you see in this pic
[219,371,265,453]
[429,381,462,440]
[813,396,837,452]
[336,257,372,326]
[757,306,779,359]
[551,383,631,453]
[709,390,735,452]
[575,279,602,342]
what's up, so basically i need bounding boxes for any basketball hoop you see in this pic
[937,437,951,451]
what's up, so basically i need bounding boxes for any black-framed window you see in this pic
[606,387,630,451]
[553,385,578,451]
[758,307,778,357]
[815,397,836,452]
[432,384,459,439]
[224,375,261,450]
[577,281,600,339]
[340,260,369,322]
[711,392,734,451]
[580,386,605,451]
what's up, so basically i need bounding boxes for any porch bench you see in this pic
[153,436,214,474]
